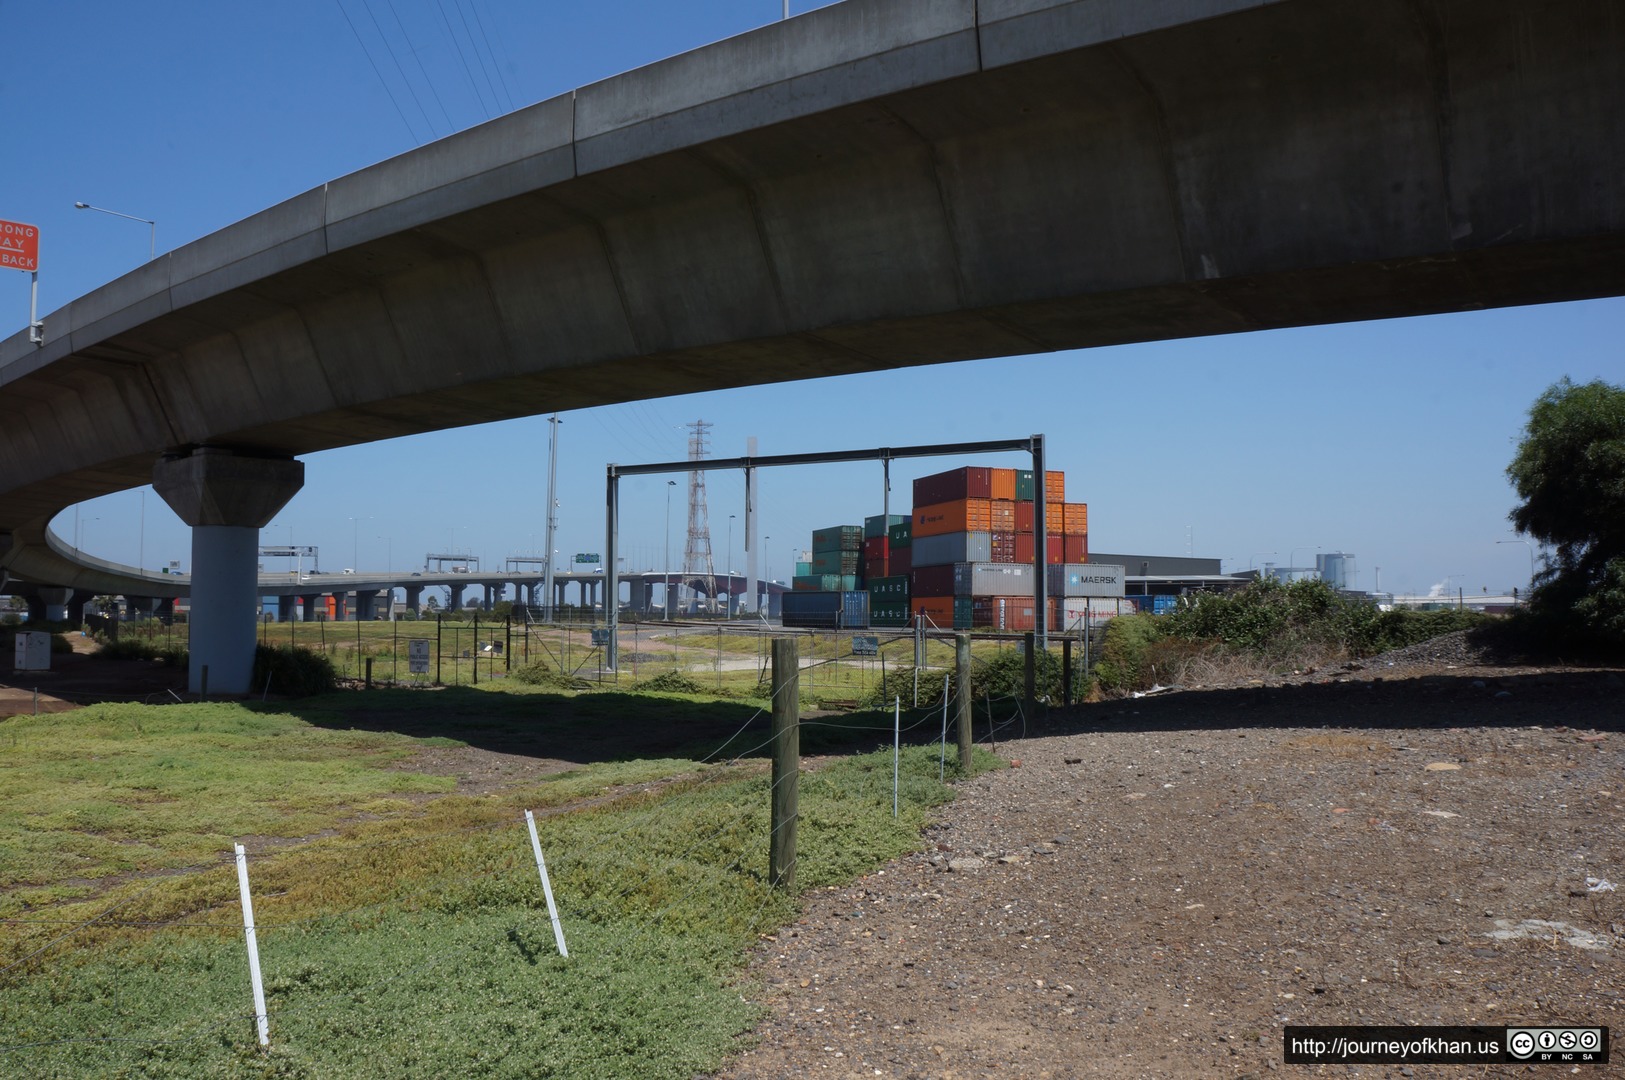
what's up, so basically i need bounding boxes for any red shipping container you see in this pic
[890,546,911,576]
[912,466,993,506]
[863,535,888,560]
[972,596,1037,631]
[1015,534,1065,565]
[990,532,1018,563]
[911,564,956,598]
[1063,535,1088,563]
[864,557,887,581]
[1015,501,1033,535]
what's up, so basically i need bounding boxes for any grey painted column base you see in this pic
[153,448,304,695]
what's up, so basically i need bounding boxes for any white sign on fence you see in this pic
[14,631,50,671]
[408,639,430,674]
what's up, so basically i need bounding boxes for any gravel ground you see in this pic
[716,652,1624,1079]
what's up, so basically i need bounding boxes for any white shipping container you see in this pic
[1054,597,1127,631]
[911,531,993,568]
[953,561,1034,596]
[1047,563,1125,598]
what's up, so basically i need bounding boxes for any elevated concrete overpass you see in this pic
[4,0,1622,690]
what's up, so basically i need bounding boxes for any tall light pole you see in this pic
[664,480,676,620]
[1497,539,1536,594]
[727,513,736,617]
[74,202,155,261]
[544,414,562,622]
[349,516,372,571]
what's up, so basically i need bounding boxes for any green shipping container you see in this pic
[794,574,858,592]
[1015,470,1035,501]
[869,575,910,600]
[795,561,812,577]
[954,597,975,629]
[865,514,907,540]
[811,549,862,575]
[887,521,913,548]
[811,525,864,552]
[870,601,911,627]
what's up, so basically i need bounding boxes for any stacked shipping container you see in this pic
[904,465,1089,631]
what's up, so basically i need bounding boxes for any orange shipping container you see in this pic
[1015,501,1067,535]
[1045,470,1066,503]
[1062,502,1089,536]
[912,597,956,624]
[913,498,993,538]
[990,468,1017,501]
[990,499,1016,533]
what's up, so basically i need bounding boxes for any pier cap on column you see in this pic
[152,447,304,527]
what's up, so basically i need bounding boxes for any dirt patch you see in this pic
[717,662,1625,1079]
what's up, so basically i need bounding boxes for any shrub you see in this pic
[96,636,188,667]
[511,663,593,691]
[631,671,712,696]
[1092,613,1166,694]
[252,645,338,697]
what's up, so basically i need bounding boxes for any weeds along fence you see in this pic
[0,643,1008,1075]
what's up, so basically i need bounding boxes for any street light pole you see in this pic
[664,480,676,621]
[74,202,156,260]
[727,513,736,617]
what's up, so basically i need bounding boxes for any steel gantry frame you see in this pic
[603,434,1047,671]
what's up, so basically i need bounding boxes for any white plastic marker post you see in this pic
[524,811,569,957]
[233,844,270,1047]
[893,696,901,818]
[940,674,950,780]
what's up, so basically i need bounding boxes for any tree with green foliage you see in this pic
[1506,377,1625,646]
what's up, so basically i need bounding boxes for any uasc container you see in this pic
[887,520,913,548]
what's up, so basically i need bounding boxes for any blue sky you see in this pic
[3,1,1620,599]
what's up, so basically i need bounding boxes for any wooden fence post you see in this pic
[770,638,800,890]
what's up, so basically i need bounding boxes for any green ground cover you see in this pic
[0,689,998,1078]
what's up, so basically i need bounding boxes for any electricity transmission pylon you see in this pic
[682,420,717,613]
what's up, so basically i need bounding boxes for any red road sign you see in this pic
[0,219,40,272]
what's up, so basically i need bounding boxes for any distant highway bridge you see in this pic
[3,0,1621,690]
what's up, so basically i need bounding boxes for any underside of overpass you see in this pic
[2,0,1621,688]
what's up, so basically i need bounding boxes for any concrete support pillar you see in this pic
[152,447,303,695]
[127,595,156,619]
[448,583,465,612]
[66,589,94,625]
[299,594,321,621]
[405,585,424,617]
[483,584,495,611]
[555,581,566,611]
[334,593,349,621]
[156,597,176,620]
[354,589,381,621]
[278,595,298,622]
[667,580,678,616]
[25,593,47,622]
[39,586,71,622]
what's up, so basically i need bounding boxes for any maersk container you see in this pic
[1047,563,1126,598]
[865,513,906,540]
[887,520,912,548]
[954,561,1035,597]
[869,575,910,600]
[912,466,992,507]
[810,549,861,575]
[811,525,864,553]
[910,530,992,568]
